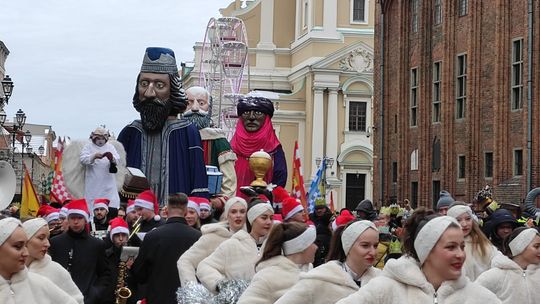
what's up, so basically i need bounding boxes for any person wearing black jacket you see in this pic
[131,193,202,304]
[49,198,112,304]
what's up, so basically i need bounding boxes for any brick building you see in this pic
[373,0,540,208]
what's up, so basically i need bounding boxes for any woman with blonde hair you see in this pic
[447,204,500,280]
[21,218,84,304]
[0,217,77,304]
[477,227,540,303]
[238,222,317,304]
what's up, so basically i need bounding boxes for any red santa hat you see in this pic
[134,190,160,221]
[189,197,210,211]
[258,194,271,204]
[281,197,304,221]
[187,197,202,216]
[109,217,129,241]
[332,209,355,231]
[126,199,135,214]
[37,205,60,224]
[272,186,290,203]
[93,198,110,211]
[272,213,283,224]
[66,199,90,222]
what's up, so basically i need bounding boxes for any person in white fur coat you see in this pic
[447,204,501,280]
[476,227,540,304]
[0,217,77,304]
[21,218,84,304]
[337,210,501,304]
[275,220,381,304]
[237,222,317,304]
[196,200,274,293]
[177,197,248,286]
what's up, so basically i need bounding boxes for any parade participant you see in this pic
[336,210,501,304]
[309,198,333,267]
[131,193,201,304]
[331,209,355,231]
[476,227,540,304]
[197,200,274,294]
[0,218,78,304]
[355,199,377,221]
[125,199,137,228]
[103,217,130,304]
[484,208,520,252]
[238,223,317,304]
[177,197,247,286]
[48,198,112,304]
[186,197,201,230]
[118,47,209,205]
[436,190,454,215]
[281,197,306,223]
[184,86,237,198]
[92,198,111,232]
[276,220,381,304]
[447,204,500,280]
[80,127,122,212]
[197,197,218,226]
[22,218,84,304]
[231,96,287,194]
[117,207,126,220]
[132,189,164,245]
[38,204,63,237]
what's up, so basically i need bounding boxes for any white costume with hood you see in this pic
[238,255,311,304]
[476,253,540,304]
[177,221,234,286]
[336,256,501,304]
[275,260,380,304]
[462,235,501,280]
[0,268,78,304]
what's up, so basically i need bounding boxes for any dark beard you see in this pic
[133,97,172,132]
[183,111,212,130]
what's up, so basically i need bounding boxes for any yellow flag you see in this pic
[21,164,40,217]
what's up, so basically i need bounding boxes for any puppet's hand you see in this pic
[94,153,103,159]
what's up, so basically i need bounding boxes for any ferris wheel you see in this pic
[199,17,249,138]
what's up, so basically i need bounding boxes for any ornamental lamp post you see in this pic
[1,75,14,107]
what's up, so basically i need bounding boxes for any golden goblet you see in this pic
[249,150,272,187]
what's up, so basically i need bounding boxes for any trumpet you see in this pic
[128,216,143,240]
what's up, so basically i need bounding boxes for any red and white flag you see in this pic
[291,141,308,215]
[51,137,72,203]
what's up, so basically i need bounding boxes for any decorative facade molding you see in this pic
[339,48,374,73]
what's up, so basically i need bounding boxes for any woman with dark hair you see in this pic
[337,209,500,304]
[237,222,317,303]
[196,200,274,293]
[477,227,540,303]
[0,218,77,304]
[275,220,380,304]
[447,204,501,280]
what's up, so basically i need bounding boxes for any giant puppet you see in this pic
[118,47,208,205]
[230,96,287,195]
[183,86,237,198]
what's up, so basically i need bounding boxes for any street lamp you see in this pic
[315,156,335,201]
[38,145,44,156]
[1,75,14,106]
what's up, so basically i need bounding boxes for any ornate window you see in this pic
[349,101,367,132]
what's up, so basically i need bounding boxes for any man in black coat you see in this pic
[49,198,113,304]
[131,192,201,304]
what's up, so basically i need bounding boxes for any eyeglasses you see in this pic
[241,110,265,119]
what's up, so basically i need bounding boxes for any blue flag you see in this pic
[307,159,326,213]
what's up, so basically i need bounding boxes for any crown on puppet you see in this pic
[281,197,304,221]
[66,199,90,222]
[272,186,290,203]
[141,47,178,74]
[134,189,160,221]
[189,197,210,211]
[37,205,60,224]
[332,210,355,231]
[109,217,129,241]
[93,198,110,211]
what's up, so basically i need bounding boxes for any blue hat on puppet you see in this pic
[140,47,178,74]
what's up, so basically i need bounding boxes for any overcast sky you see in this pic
[0,0,229,140]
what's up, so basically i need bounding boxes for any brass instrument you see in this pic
[115,260,132,304]
[128,216,143,240]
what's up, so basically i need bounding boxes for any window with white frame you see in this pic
[411,0,419,33]
[434,0,442,25]
[351,0,367,23]
[349,101,367,132]
[458,0,468,17]
[433,61,442,123]
[410,68,418,126]
[511,38,524,110]
[456,54,467,119]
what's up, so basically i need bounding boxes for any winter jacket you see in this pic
[238,255,309,304]
[336,256,501,304]
[131,217,201,304]
[196,229,262,293]
[27,254,84,304]
[0,267,78,304]
[275,260,380,304]
[177,221,233,286]
[462,235,501,280]
[476,253,540,304]
[49,228,112,304]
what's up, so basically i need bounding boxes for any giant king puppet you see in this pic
[118,47,208,204]
[231,96,287,195]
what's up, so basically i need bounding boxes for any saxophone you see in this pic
[115,260,132,304]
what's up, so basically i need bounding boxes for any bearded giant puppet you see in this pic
[183,86,237,198]
[231,96,287,195]
[117,47,208,205]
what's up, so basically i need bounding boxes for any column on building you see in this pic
[256,0,276,68]
[326,88,338,171]
[311,87,325,176]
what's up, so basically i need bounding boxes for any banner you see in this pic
[307,159,326,214]
[291,141,308,216]
[21,164,40,217]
